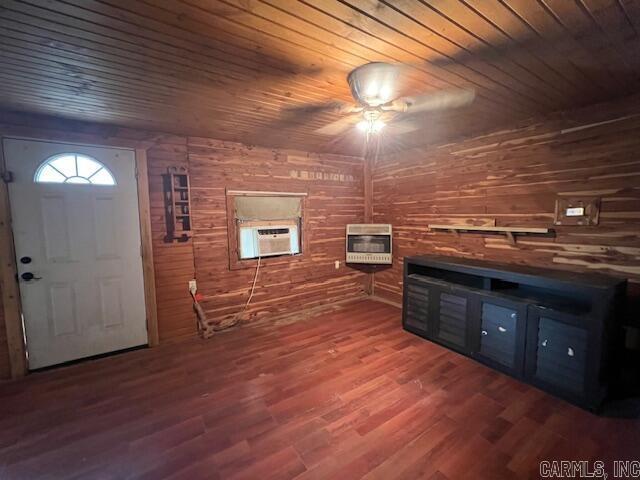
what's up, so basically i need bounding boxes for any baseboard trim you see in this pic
[368,294,402,309]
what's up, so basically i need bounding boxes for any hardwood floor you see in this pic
[0,299,637,479]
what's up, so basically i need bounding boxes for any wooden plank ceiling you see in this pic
[0,0,639,155]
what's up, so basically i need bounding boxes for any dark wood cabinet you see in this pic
[430,284,472,353]
[402,255,626,410]
[473,296,527,377]
[525,306,598,405]
[403,276,431,336]
[433,289,469,352]
[402,275,472,354]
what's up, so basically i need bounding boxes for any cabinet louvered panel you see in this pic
[436,293,467,348]
[404,281,430,333]
[479,303,518,368]
[535,317,588,394]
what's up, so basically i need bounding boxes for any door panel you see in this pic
[99,277,126,328]
[403,279,430,335]
[473,296,526,376]
[49,283,78,336]
[435,291,468,350]
[41,194,72,261]
[94,195,119,259]
[3,138,148,369]
[527,310,589,396]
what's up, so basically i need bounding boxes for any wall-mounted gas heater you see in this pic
[346,224,392,264]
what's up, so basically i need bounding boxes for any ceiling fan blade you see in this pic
[388,89,475,114]
[282,101,356,117]
[315,114,361,136]
[280,102,361,128]
[386,119,421,135]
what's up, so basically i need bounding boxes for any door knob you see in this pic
[21,272,42,281]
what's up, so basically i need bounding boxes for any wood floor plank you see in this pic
[0,299,637,479]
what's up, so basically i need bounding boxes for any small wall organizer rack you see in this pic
[164,166,193,242]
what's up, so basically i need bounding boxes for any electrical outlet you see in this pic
[335,260,340,269]
[188,279,197,295]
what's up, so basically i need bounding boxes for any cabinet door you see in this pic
[403,278,431,336]
[473,297,526,376]
[432,287,470,353]
[526,307,591,401]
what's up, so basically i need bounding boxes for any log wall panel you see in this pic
[372,94,640,304]
[0,112,365,378]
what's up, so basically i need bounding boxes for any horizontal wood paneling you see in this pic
[372,94,640,304]
[0,112,366,378]
[145,139,196,343]
[188,138,366,323]
[0,0,638,154]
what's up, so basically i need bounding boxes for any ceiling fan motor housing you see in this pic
[347,62,399,107]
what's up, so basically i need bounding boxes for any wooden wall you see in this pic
[188,138,365,323]
[0,112,366,378]
[145,137,197,342]
[372,94,640,304]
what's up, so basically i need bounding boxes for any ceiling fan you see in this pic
[287,62,476,137]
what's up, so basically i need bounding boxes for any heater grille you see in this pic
[347,224,391,235]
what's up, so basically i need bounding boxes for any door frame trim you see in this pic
[0,131,159,378]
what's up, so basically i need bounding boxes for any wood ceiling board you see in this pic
[2,1,347,104]
[412,0,598,99]
[0,0,638,155]
[357,0,579,106]
[469,0,632,95]
[502,0,635,92]
[316,0,546,112]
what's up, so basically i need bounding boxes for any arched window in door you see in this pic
[34,153,116,185]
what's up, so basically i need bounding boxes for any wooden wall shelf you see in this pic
[428,224,552,245]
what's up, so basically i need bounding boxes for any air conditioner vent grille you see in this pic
[258,237,291,255]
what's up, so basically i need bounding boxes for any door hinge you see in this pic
[1,171,14,183]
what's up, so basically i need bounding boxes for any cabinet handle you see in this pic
[510,313,517,319]
[567,347,574,357]
[481,330,488,336]
[497,326,507,333]
[541,339,548,347]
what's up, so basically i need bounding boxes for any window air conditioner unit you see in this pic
[239,225,300,259]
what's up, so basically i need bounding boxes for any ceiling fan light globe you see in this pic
[372,120,385,133]
[379,85,393,102]
[356,120,369,132]
[365,82,379,98]
[348,62,399,106]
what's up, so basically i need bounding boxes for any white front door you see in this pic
[3,138,148,369]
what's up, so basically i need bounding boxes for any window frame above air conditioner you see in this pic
[225,189,309,271]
